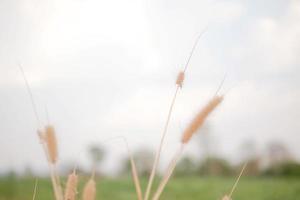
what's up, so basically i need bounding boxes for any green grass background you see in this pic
[0,177,299,200]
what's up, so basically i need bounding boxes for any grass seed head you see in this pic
[82,178,96,200]
[222,195,231,200]
[181,95,223,144]
[64,171,78,200]
[176,71,185,88]
[45,125,58,164]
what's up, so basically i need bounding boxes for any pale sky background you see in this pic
[0,0,299,175]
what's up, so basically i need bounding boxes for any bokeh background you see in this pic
[0,0,299,199]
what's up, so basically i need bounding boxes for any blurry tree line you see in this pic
[119,124,300,178]
[1,134,300,179]
[120,141,300,178]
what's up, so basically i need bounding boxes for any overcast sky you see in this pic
[0,0,299,175]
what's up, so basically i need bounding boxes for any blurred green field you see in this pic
[0,177,299,200]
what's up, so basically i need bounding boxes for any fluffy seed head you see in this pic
[82,178,96,200]
[222,195,231,200]
[45,125,58,164]
[181,96,223,144]
[176,71,185,88]
[64,171,78,200]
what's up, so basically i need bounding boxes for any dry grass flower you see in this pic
[82,177,96,200]
[176,71,185,88]
[153,95,223,200]
[222,195,231,200]
[45,125,58,164]
[181,95,223,144]
[144,31,207,200]
[64,171,78,200]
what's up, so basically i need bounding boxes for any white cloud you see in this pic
[212,1,244,24]
[248,1,300,73]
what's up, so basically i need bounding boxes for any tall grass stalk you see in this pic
[40,131,62,200]
[227,162,248,199]
[152,95,223,200]
[123,138,143,200]
[82,176,96,200]
[18,64,41,128]
[19,65,63,200]
[144,86,180,200]
[50,165,63,200]
[152,144,185,200]
[64,170,78,200]
[32,179,38,200]
[144,30,207,200]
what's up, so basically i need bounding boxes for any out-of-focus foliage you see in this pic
[175,156,198,176]
[88,144,105,167]
[121,148,154,177]
[0,172,17,199]
[263,162,300,177]
[198,157,233,176]
[241,158,260,176]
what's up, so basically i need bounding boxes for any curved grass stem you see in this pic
[152,144,185,200]
[144,86,180,200]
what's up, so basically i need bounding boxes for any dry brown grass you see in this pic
[221,195,231,200]
[19,64,63,200]
[181,95,223,144]
[176,71,185,88]
[144,30,207,200]
[32,179,38,200]
[38,126,63,200]
[152,144,184,200]
[125,140,143,200]
[82,177,96,200]
[64,171,78,200]
[44,125,58,164]
[152,95,224,200]
[144,84,180,200]
[226,162,248,199]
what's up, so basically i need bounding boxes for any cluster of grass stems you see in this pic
[20,32,246,200]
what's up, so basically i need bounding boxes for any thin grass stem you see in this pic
[124,139,143,200]
[32,179,38,200]
[145,29,207,200]
[152,144,185,200]
[18,64,41,128]
[228,162,248,198]
[144,86,179,200]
